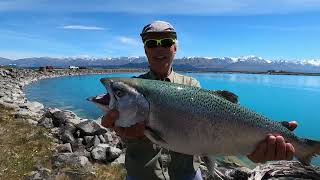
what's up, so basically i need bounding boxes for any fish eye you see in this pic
[115,90,126,97]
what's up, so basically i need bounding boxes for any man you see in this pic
[101,21,297,180]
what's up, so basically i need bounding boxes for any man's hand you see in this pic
[101,109,145,139]
[247,121,298,163]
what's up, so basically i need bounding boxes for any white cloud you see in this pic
[118,36,140,46]
[61,25,106,30]
[2,0,320,15]
[247,25,320,31]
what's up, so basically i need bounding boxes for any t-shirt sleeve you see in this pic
[191,78,201,88]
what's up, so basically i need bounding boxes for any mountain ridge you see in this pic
[0,56,319,73]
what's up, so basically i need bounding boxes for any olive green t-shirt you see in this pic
[124,70,201,180]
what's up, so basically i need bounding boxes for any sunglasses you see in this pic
[144,38,176,48]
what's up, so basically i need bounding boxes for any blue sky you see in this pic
[1,0,320,60]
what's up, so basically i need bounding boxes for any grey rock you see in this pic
[52,110,80,127]
[56,143,72,153]
[95,116,102,125]
[66,118,81,125]
[1,96,13,103]
[249,161,320,180]
[76,120,107,136]
[93,135,100,146]
[70,138,91,158]
[91,144,108,162]
[62,123,77,133]
[19,101,44,112]
[25,167,51,180]
[207,158,251,180]
[83,135,100,149]
[14,109,40,119]
[111,153,125,165]
[38,117,54,128]
[74,130,81,138]
[11,92,24,100]
[44,108,60,118]
[73,149,91,158]
[49,127,60,139]
[98,134,106,143]
[53,170,96,180]
[0,91,6,98]
[106,145,122,162]
[0,69,10,77]
[71,138,86,152]
[104,133,113,143]
[26,119,38,125]
[59,123,77,143]
[0,100,20,110]
[52,153,90,169]
[91,144,122,162]
[83,136,94,145]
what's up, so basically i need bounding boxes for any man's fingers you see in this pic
[101,109,119,128]
[114,126,125,136]
[275,136,286,160]
[265,135,277,160]
[285,143,295,160]
[248,141,268,163]
[101,115,112,128]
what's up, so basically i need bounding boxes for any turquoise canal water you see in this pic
[25,72,320,165]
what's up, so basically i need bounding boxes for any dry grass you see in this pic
[0,105,54,179]
[93,163,126,180]
[0,105,126,179]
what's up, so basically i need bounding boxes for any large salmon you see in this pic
[92,77,320,165]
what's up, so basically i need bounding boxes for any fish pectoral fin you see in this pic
[144,148,163,167]
[213,90,239,104]
[144,127,167,146]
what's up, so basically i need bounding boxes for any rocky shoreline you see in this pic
[0,68,136,179]
[0,67,319,180]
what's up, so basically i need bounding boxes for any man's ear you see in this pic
[173,44,177,55]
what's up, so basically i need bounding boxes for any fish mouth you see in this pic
[100,78,117,110]
[86,93,111,112]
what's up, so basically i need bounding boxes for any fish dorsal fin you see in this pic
[213,90,239,104]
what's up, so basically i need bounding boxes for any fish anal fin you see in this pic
[296,138,320,166]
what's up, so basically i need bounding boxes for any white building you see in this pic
[69,66,79,70]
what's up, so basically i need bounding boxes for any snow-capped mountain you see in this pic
[0,56,319,73]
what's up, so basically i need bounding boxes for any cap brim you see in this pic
[140,31,177,38]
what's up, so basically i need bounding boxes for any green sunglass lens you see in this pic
[145,40,158,48]
[161,39,175,47]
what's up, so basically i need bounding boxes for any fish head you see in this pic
[100,77,149,127]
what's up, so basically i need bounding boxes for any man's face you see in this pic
[143,32,177,75]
